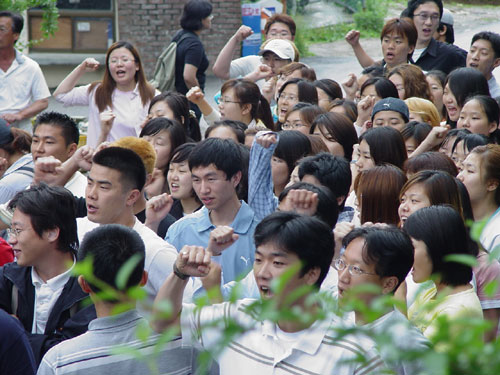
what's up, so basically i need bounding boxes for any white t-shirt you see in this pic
[480,208,500,258]
[229,55,265,88]
[64,171,87,198]
[412,47,426,63]
[77,217,179,301]
[0,50,50,117]
[56,84,151,148]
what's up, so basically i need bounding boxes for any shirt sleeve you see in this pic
[183,39,204,68]
[0,173,33,204]
[146,244,178,295]
[203,109,221,126]
[220,270,259,300]
[229,55,260,79]
[165,221,182,252]
[29,64,50,101]
[55,84,92,107]
[180,300,255,351]
[248,132,279,221]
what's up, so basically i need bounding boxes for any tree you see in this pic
[1,0,58,45]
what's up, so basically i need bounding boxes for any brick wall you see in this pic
[117,0,242,78]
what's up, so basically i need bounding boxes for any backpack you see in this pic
[150,32,191,93]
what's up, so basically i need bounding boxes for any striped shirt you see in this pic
[38,309,193,375]
[181,298,383,375]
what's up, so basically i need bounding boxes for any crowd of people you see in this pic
[1,0,500,374]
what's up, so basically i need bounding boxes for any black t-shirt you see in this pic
[413,38,467,75]
[173,29,209,94]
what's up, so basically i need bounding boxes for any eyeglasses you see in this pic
[7,227,25,238]
[109,57,135,65]
[282,122,304,130]
[218,98,241,105]
[279,94,298,102]
[333,258,377,276]
[414,13,440,22]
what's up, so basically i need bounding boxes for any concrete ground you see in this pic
[45,3,500,130]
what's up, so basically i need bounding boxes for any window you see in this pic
[28,0,115,52]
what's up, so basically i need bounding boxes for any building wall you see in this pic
[117,0,242,77]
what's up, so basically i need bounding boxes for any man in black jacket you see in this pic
[0,184,96,366]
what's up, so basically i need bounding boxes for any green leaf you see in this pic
[484,280,499,298]
[470,218,488,242]
[127,286,147,301]
[115,254,143,290]
[72,256,94,279]
[135,320,152,342]
[444,254,478,267]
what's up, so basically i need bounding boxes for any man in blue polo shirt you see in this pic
[166,138,258,285]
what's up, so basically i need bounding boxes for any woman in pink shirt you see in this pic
[54,41,156,147]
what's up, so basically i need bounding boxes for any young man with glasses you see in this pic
[405,0,466,74]
[345,0,466,75]
[335,225,429,374]
[0,184,96,366]
[213,14,297,83]
[154,212,384,374]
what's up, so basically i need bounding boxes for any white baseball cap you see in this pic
[441,8,454,26]
[258,39,295,61]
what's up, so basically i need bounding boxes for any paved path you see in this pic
[45,6,500,119]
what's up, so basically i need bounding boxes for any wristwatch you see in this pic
[173,263,189,280]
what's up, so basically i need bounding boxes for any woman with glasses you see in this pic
[276,78,318,128]
[187,78,274,130]
[282,103,324,135]
[54,41,155,147]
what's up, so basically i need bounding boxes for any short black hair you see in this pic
[360,77,399,100]
[34,111,80,146]
[171,142,198,164]
[313,79,343,101]
[254,211,334,288]
[438,22,454,44]
[274,130,312,178]
[180,0,212,31]
[278,78,319,106]
[0,11,23,34]
[189,138,243,180]
[343,226,414,290]
[79,224,145,295]
[139,117,187,156]
[359,127,408,169]
[445,67,490,110]
[404,205,477,286]
[471,31,500,59]
[361,64,385,78]
[401,121,432,144]
[92,147,146,192]
[278,182,339,229]
[406,0,443,19]
[8,184,78,253]
[298,152,351,210]
[205,120,247,144]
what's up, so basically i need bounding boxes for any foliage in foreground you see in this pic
[74,245,500,375]
[1,0,58,48]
